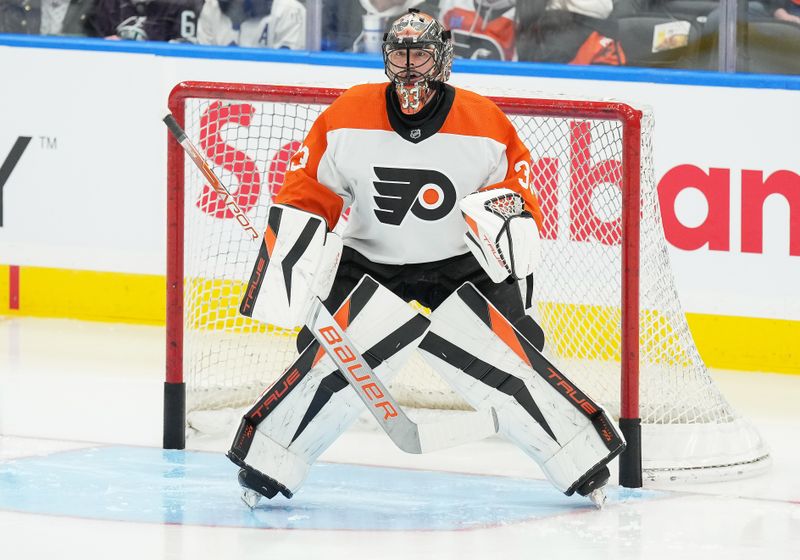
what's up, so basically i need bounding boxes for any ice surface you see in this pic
[1,317,798,559]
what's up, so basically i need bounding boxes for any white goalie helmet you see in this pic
[382,10,454,113]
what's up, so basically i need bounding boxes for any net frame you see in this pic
[163,81,768,488]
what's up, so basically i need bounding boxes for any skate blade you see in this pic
[588,488,607,509]
[241,488,262,509]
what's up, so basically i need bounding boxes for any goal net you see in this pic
[165,81,770,484]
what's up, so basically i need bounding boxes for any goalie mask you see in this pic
[382,10,454,114]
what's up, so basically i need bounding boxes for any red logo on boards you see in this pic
[197,102,262,219]
[531,121,799,256]
[659,165,799,256]
[534,121,623,246]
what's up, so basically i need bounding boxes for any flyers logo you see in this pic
[451,29,506,61]
[373,167,457,225]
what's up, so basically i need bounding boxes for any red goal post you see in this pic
[164,81,769,489]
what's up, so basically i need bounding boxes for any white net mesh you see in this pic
[175,85,769,481]
[485,192,525,219]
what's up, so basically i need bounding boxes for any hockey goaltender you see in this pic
[227,9,625,509]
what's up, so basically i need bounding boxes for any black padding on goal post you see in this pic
[163,382,186,450]
[618,417,642,488]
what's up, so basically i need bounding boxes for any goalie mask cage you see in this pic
[164,81,770,488]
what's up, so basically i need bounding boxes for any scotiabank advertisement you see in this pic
[0,43,797,336]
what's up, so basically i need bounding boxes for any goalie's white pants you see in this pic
[419,283,625,495]
[229,277,429,495]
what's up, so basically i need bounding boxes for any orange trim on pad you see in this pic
[487,305,531,368]
[334,299,351,329]
[265,226,277,257]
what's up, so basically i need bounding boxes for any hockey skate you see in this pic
[238,470,263,509]
[574,465,611,509]
[588,489,607,509]
[231,455,293,509]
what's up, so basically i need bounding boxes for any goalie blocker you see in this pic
[239,204,342,329]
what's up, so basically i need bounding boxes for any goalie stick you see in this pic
[163,114,259,240]
[308,293,498,453]
[163,113,499,454]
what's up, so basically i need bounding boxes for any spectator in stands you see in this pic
[773,0,800,24]
[196,0,304,48]
[703,0,800,28]
[516,0,626,65]
[700,0,793,51]
[322,0,439,52]
[439,0,516,60]
[0,0,98,35]
[91,0,203,41]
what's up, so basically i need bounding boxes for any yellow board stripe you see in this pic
[1,265,798,373]
[1,265,165,325]
[536,302,693,366]
[184,276,297,335]
[0,264,8,311]
[685,312,800,374]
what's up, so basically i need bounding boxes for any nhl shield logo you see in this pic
[410,129,421,140]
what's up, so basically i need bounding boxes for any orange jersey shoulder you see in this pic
[322,83,392,133]
[440,86,515,144]
[274,83,392,228]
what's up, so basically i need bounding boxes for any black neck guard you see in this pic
[385,82,455,144]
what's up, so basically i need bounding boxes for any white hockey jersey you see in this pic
[274,83,543,265]
[196,0,305,49]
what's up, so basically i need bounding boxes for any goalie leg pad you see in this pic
[418,282,625,495]
[228,276,429,497]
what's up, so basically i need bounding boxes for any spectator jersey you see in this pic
[0,0,101,36]
[781,0,800,16]
[274,83,543,265]
[196,0,304,48]
[92,0,203,42]
[571,31,625,65]
[439,0,516,61]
